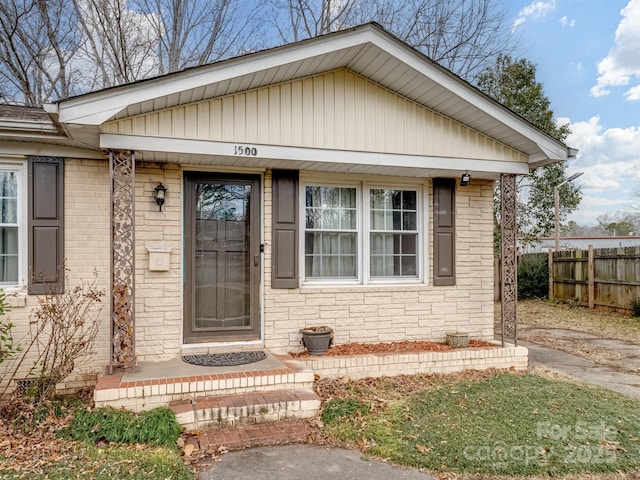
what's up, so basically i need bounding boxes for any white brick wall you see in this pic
[0,158,111,395]
[134,162,182,360]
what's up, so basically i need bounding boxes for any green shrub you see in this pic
[517,253,549,299]
[631,299,640,318]
[321,398,368,424]
[64,406,181,448]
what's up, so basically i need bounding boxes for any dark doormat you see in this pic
[182,351,267,367]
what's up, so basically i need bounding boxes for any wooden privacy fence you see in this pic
[549,246,640,313]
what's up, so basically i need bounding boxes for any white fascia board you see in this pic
[538,142,571,162]
[100,134,529,175]
[0,140,103,159]
[55,28,377,126]
[0,120,59,133]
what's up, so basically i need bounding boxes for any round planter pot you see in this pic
[446,332,469,348]
[300,327,333,355]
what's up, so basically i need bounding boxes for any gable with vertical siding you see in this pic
[103,69,526,163]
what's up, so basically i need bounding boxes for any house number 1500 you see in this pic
[233,145,258,156]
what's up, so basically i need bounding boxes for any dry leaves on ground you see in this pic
[513,299,640,344]
[0,402,77,475]
[292,339,495,358]
[500,299,640,370]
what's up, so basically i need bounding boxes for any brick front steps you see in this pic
[170,389,320,430]
[94,345,527,431]
[94,354,315,415]
[185,420,318,454]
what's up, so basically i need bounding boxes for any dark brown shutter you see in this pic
[271,169,299,288]
[28,156,64,294]
[433,178,455,286]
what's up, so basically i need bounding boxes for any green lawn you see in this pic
[321,372,640,477]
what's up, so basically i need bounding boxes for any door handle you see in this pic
[254,255,259,266]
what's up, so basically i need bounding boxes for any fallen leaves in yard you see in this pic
[292,339,495,358]
[509,299,640,373]
[183,443,195,457]
[314,369,514,406]
[416,444,430,453]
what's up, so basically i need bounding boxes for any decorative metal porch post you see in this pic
[109,150,136,370]
[500,173,517,346]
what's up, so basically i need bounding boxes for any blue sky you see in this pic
[505,0,640,226]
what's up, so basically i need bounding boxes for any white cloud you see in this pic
[562,116,640,224]
[512,0,556,30]
[625,85,640,100]
[559,15,575,27]
[591,0,640,98]
[521,0,556,18]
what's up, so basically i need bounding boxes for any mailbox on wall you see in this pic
[147,246,171,272]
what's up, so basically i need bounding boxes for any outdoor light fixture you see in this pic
[153,182,167,211]
[460,172,471,186]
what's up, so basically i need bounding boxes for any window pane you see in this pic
[370,189,417,232]
[403,211,417,231]
[342,188,356,208]
[305,208,319,229]
[0,172,18,224]
[340,208,356,229]
[369,232,417,278]
[370,255,385,276]
[305,232,357,278]
[371,210,392,230]
[392,191,401,209]
[401,256,417,276]
[402,191,417,210]
[0,226,18,284]
[402,234,417,254]
[305,186,357,231]
[370,189,390,209]
[321,210,340,229]
[370,233,386,254]
[393,211,401,229]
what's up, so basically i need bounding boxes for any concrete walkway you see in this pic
[523,339,640,399]
[199,444,435,480]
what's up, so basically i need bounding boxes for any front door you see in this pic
[184,173,260,343]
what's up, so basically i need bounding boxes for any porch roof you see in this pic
[43,23,575,173]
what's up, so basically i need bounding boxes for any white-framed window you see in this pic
[369,188,418,278]
[0,164,24,287]
[302,179,423,284]
[304,185,358,279]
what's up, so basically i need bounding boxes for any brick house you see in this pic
[0,24,572,408]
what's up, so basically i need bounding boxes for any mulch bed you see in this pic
[290,339,495,358]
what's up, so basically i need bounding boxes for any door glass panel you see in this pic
[194,182,251,330]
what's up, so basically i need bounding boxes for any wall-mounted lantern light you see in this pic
[153,182,167,211]
[460,172,471,186]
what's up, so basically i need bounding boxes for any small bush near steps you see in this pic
[63,406,182,448]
